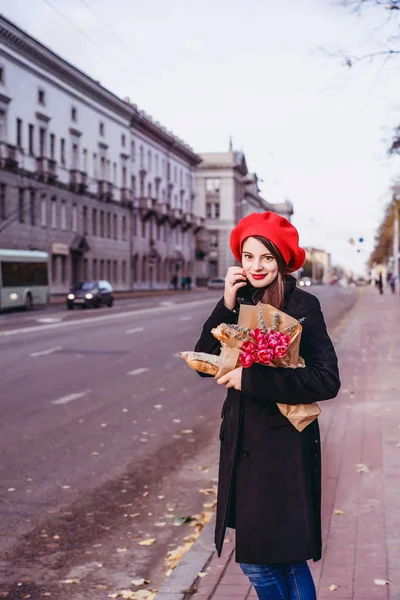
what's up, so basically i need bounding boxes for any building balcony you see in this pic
[155,202,169,222]
[138,196,156,219]
[168,207,182,227]
[121,188,133,206]
[182,212,193,230]
[37,157,57,182]
[70,169,87,193]
[98,180,113,202]
[193,215,204,233]
[0,142,18,171]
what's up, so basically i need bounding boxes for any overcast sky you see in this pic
[3,0,400,274]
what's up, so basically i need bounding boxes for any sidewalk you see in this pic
[167,288,400,600]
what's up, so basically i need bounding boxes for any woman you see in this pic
[194,212,340,600]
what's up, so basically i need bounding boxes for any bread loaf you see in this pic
[179,351,222,376]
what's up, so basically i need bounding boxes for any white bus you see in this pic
[0,249,49,310]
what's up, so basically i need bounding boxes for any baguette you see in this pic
[211,323,253,345]
[179,351,222,376]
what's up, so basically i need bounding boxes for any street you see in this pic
[0,285,359,599]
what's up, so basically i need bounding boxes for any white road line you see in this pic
[127,368,149,376]
[51,389,91,405]
[126,327,145,334]
[36,318,62,324]
[0,298,217,338]
[30,346,62,357]
[179,316,192,321]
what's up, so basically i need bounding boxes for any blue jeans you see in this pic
[240,561,317,600]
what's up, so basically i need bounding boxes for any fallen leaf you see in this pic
[117,547,128,553]
[53,535,60,539]
[62,485,71,489]
[329,584,338,591]
[203,501,217,508]
[131,578,149,586]
[138,538,156,546]
[7,488,15,492]
[374,579,390,586]
[64,578,80,584]
[173,419,180,423]
[143,491,149,497]
[172,516,193,526]
[158,495,165,499]
[154,404,163,410]
[356,463,370,473]
[181,429,193,434]
[92,451,99,455]
[199,488,216,495]
[198,572,207,578]
[154,522,167,527]
[333,509,344,515]
[130,513,140,518]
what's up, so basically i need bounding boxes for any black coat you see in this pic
[194,277,340,565]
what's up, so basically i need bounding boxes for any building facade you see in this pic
[194,150,293,284]
[0,16,201,295]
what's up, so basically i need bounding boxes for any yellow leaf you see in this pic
[181,429,193,434]
[91,451,99,455]
[198,572,207,578]
[64,578,80,584]
[117,547,128,553]
[130,513,140,518]
[131,578,149,586]
[356,463,370,473]
[329,584,338,591]
[333,509,344,515]
[138,538,156,546]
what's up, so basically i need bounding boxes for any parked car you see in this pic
[207,277,226,289]
[297,277,312,288]
[67,280,114,309]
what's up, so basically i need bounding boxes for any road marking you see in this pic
[126,327,145,334]
[0,298,216,338]
[127,368,149,376]
[36,317,62,324]
[179,316,192,321]
[52,389,91,405]
[30,346,62,357]
[159,301,176,306]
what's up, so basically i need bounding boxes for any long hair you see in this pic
[241,235,288,310]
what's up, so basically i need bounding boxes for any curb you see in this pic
[155,516,216,600]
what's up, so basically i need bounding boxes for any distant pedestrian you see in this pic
[181,276,187,290]
[194,212,340,600]
[171,274,178,290]
[389,273,396,294]
[186,275,192,290]
[377,273,384,295]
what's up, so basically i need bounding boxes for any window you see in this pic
[99,121,104,136]
[131,175,136,198]
[113,214,117,239]
[93,258,98,279]
[100,210,104,237]
[51,196,57,228]
[122,165,127,188]
[141,217,146,238]
[100,259,105,279]
[148,150,152,172]
[38,88,45,105]
[50,134,55,159]
[113,162,117,185]
[40,195,47,227]
[71,106,77,122]
[61,256,66,283]
[148,182,152,198]
[0,66,4,83]
[206,203,212,218]
[113,260,118,282]
[107,259,111,281]
[133,213,137,237]
[60,138,66,165]
[61,200,66,230]
[0,183,6,220]
[122,216,127,241]
[29,189,35,225]
[140,145,144,167]
[18,189,24,223]
[28,124,34,155]
[92,208,97,235]
[206,178,220,193]
[174,166,177,183]
[206,202,219,219]
[39,127,46,157]
[72,144,79,170]
[131,140,136,161]
[209,232,218,248]
[83,206,88,234]
[107,212,111,238]
[0,110,5,141]
[121,134,126,147]
[16,118,22,147]
[122,260,126,283]
[215,203,220,218]
[93,153,98,178]
[155,154,159,175]
[72,203,78,232]
[83,258,88,280]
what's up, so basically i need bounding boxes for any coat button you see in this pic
[243,450,249,457]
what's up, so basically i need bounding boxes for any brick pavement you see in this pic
[186,288,400,600]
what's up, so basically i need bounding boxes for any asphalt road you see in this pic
[0,285,360,599]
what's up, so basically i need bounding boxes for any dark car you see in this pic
[67,280,113,309]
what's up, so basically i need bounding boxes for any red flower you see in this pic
[251,328,262,340]
[239,352,255,368]
[242,341,257,353]
[257,348,274,364]
[274,345,288,359]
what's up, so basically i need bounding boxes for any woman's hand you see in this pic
[217,367,243,391]
[224,267,247,310]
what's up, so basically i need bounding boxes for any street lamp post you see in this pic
[394,197,399,294]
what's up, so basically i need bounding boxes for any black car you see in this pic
[67,280,114,309]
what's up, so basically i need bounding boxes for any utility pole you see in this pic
[394,197,399,294]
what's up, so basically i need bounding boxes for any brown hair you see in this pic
[241,235,288,310]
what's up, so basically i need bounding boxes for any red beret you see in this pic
[230,212,305,273]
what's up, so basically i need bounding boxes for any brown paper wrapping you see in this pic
[214,303,320,432]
